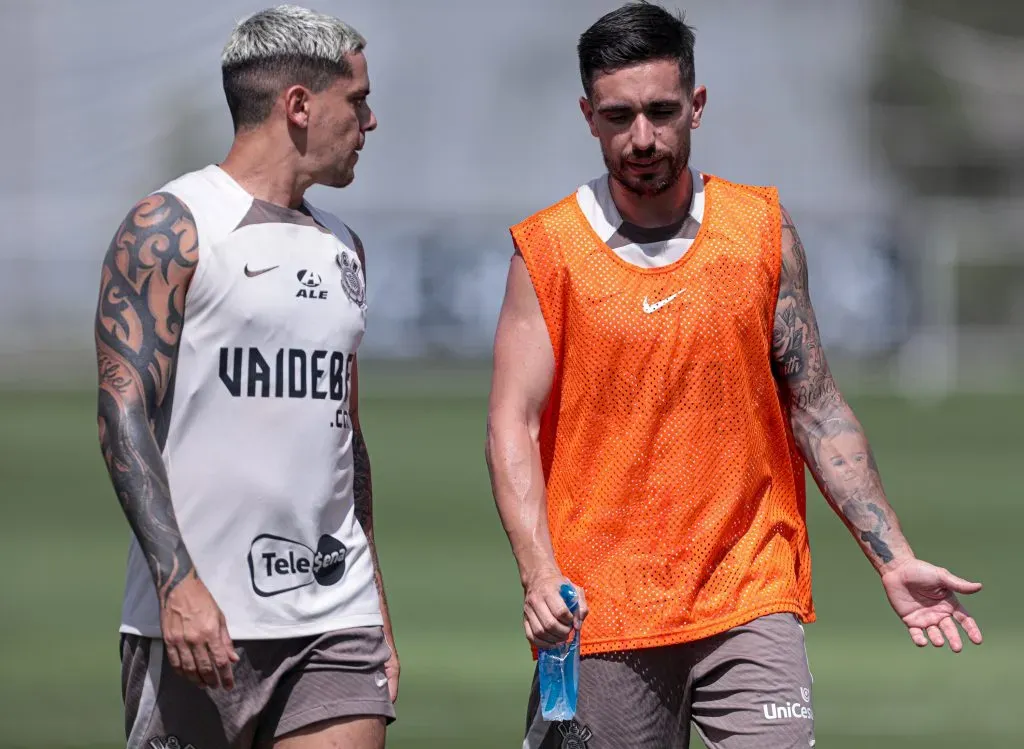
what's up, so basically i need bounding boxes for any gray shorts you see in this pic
[121,626,396,749]
[523,613,815,749]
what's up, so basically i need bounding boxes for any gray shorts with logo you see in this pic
[523,613,815,749]
[121,626,395,749]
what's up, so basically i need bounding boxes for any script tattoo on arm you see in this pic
[95,192,199,605]
[772,206,912,571]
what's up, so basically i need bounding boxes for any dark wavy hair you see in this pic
[577,1,696,97]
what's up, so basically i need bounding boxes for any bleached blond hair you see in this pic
[221,5,366,130]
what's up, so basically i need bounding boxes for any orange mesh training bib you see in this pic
[511,174,815,656]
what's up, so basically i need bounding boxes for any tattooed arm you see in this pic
[772,205,983,651]
[96,193,196,599]
[348,231,399,703]
[771,205,912,570]
[95,193,237,687]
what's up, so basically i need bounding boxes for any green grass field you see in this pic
[1,369,1020,748]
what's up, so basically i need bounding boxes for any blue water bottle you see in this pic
[538,582,581,721]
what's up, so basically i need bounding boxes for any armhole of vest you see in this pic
[158,189,209,311]
[509,225,562,365]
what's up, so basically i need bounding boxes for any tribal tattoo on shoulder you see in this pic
[95,192,198,605]
[772,208,905,568]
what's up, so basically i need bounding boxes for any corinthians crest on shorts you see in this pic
[558,721,593,749]
[337,249,366,308]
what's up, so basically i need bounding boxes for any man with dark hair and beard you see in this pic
[485,2,983,748]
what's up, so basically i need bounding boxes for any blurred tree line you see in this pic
[870,0,1024,196]
[869,0,1024,342]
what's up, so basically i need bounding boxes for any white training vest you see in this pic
[119,164,382,640]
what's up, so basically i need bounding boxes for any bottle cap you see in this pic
[559,582,579,613]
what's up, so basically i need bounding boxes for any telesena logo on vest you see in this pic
[248,534,347,597]
[118,164,382,641]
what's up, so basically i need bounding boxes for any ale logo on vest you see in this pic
[296,269,328,300]
[248,533,347,597]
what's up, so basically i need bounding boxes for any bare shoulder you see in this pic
[98,191,199,313]
[778,202,809,293]
[110,192,198,262]
[95,191,199,406]
[771,201,837,409]
[497,253,545,329]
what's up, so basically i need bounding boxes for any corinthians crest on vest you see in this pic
[337,250,366,308]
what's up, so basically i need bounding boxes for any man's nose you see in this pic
[630,115,655,152]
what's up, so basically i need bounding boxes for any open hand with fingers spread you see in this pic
[880,558,983,652]
[160,572,240,689]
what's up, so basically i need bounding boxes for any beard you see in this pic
[604,138,690,197]
[320,158,356,189]
[329,168,355,189]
